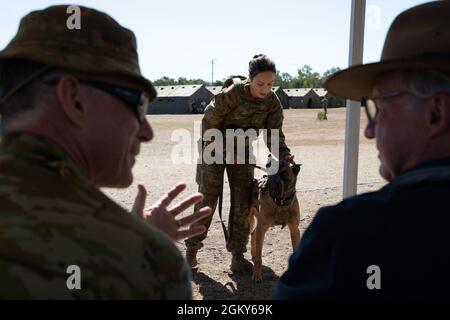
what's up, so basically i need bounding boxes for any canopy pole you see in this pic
[343,0,366,198]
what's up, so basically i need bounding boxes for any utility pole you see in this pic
[210,59,216,85]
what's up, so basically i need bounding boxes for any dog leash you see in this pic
[218,165,261,245]
[217,162,287,244]
[218,173,229,244]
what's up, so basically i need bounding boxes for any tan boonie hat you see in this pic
[0,5,156,101]
[325,1,450,101]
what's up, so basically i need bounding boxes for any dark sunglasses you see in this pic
[43,77,150,122]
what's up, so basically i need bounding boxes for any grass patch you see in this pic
[317,111,328,121]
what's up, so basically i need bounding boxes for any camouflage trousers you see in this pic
[185,163,254,253]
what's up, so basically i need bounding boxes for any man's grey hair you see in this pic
[397,69,450,98]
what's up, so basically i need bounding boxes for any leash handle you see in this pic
[218,173,229,244]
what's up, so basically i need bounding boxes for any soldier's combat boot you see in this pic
[230,252,253,273]
[186,248,198,268]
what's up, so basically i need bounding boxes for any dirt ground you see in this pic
[102,108,386,300]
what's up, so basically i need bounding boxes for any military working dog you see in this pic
[248,157,301,282]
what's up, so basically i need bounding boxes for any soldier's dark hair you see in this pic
[0,59,47,126]
[249,54,276,79]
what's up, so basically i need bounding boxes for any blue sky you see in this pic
[1,0,428,82]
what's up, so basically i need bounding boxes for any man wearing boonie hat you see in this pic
[274,1,450,299]
[0,5,211,299]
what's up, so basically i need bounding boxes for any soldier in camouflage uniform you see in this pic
[185,54,293,271]
[0,5,211,299]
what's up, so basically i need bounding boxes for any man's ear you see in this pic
[55,75,85,126]
[429,93,450,137]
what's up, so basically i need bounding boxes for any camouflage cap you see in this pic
[0,5,156,101]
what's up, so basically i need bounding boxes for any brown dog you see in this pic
[248,159,301,282]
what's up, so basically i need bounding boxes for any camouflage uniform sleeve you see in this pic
[265,95,291,160]
[161,254,193,299]
[143,223,193,299]
[202,84,241,133]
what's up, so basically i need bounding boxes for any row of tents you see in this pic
[148,84,345,114]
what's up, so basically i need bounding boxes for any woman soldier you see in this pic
[185,54,294,271]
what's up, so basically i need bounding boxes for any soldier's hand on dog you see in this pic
[131,183,212,241]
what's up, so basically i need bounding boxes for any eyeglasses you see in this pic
[361,91,406,123]
[43,77,150,122]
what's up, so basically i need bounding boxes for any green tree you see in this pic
[151,66,342,89]
[304,71,321,88]
[152,76,207,86]
[320,67,341,86]
[152,76,176,86]
[176,77,188,84]
[279,72,294,88]
[188,78,207,85]
[274,71,283,87]
[296,65,313,87]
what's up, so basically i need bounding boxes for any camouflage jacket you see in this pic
[0,133,191,299]
[202,77,291,159]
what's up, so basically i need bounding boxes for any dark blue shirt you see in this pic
[274,157,450,299]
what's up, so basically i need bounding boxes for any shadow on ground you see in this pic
[191,265,279,300]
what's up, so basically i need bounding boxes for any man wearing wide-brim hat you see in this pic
[0,5,211,299]
[274,1,450,299]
